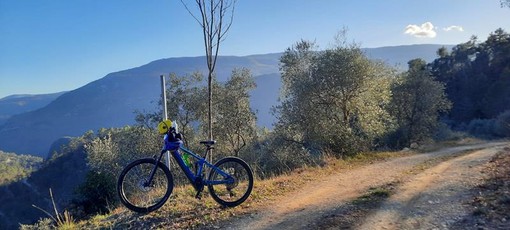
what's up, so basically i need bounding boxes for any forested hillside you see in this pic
[430,28,510,137]
[0,151,42,185]
[0,139,88,229]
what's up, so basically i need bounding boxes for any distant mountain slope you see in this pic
[0,92,66,126]
[363,44,454,69]
[0,45,450,157]
[0,55,281,157]
[251,73,281,128]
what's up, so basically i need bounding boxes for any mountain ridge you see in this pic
[0,92,67,126]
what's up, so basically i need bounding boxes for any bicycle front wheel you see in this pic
[117,158,173,213]
[208,157,254,207]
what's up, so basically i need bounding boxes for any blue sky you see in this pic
[0,0,509,98]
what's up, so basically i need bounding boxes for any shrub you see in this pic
[467,119,497,138]
[19,218,53,230]
[435,121,466,141]
[241,133,324,179]
[494,110,510,137]
[75,171,117,214]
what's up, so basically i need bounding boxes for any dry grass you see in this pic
[417,137,485,153]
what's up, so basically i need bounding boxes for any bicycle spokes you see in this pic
[118,146,252,213]
[118,159,173,212]
[208,157,254,207]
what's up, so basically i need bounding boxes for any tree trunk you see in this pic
[208,71,213,163]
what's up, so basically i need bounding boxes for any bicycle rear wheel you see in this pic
[208,157,254,207]
[117,158,173,213]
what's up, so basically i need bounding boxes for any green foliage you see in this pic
[167,72,205,147]
[75,171,117,214]
[430,29,510,125]
[495,110,510,137]
[388,59,451,147]
[19,218,54,230]
[85,133,119,177]
[274,36,396,157]
[213,68,258,157]
[82,126,160,211]
[466,119,497,138]
[464,110,510,138]
[240,130,323,178]
[0,151,42,185]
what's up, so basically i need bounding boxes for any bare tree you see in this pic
[180,0,237,161]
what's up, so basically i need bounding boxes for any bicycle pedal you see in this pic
[195,192,202,200]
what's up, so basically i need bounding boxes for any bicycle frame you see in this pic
[149,135,234,193]
[118,131,254,212]
[169,147,234,186]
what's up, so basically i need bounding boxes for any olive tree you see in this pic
[213,68,257,157]
[275,38,395,156]
[389,59,451,147]
[82,126,160,212]
[166,72,205,147]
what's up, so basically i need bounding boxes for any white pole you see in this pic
[161,75,168,120]
[160,75,171,167]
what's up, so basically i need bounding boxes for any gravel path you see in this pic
[358,145,506,230]
[219,142,508,230]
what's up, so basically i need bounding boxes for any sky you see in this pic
[0,0,509,98]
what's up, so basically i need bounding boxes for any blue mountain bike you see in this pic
[117,120,254,213]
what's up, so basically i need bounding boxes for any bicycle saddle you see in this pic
[200,140,217,146]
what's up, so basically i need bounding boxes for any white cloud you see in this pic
[404,22,437,38]
[443,25,464,32]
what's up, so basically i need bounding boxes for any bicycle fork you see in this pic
[145,150,167,188]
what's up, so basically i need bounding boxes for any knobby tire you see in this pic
[117,158,173,213]
[208,157,254,207]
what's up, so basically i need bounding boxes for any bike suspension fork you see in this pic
[165,150,171,168]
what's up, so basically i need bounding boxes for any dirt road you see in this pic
[219,141,509,230]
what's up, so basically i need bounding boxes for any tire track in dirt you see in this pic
[357,144,507,230]
[219,142,508,230]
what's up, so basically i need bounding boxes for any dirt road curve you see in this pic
[219,142,509,230]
